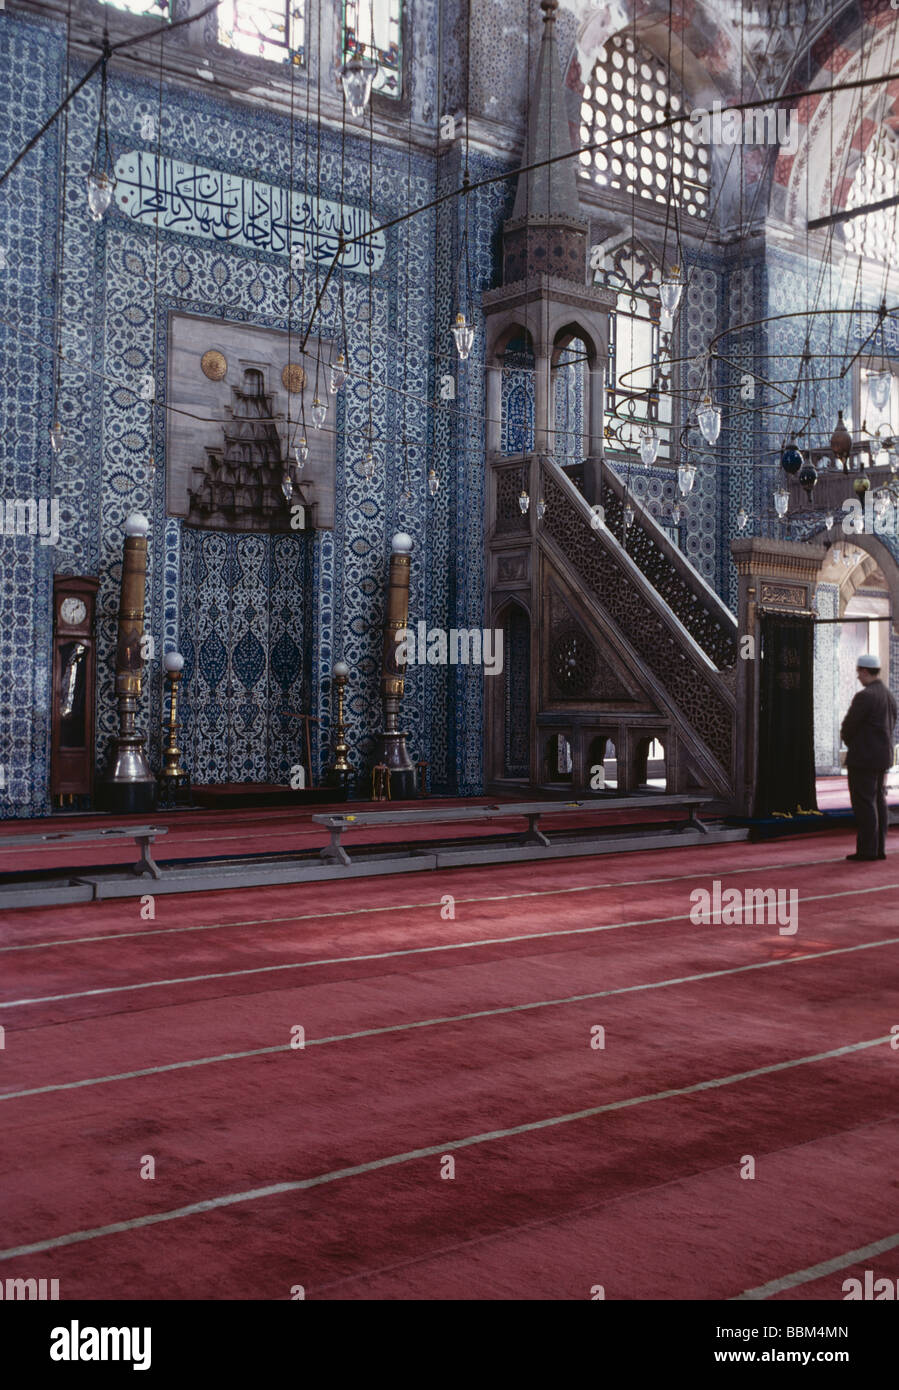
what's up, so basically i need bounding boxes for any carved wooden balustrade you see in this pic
[590,462,738,670]
[485,452,739,801]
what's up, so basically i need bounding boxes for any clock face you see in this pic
[60,597,87,627]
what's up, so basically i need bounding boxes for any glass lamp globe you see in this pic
[293,438,309,471]
[310,396,327,429]
[518,488,530,515]
[362,449,375,479]
[697,396,721,445]
[49,420,63,453]
[867,368,892,414]
[798,459,818,500]
[736,506,748,531]
[780,439,804,475]
[86,170,115,221]
[773,485,790,518]
[677,461,696,496]
[281,471,294,503]
[329,353,347,394]
[825,512,834,530]
[672,502,684,525]
[638,424,660,466]
[163,650,184,674]
[659,267,684,317]
[451,313,475,361]
[874,488,891,520]
[536,495,546,521]
[428,468,440,497]
[623,502,635,528]
[340,54,377,120]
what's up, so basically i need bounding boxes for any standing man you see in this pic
[840,653,897,862]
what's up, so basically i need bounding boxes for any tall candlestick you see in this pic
[331,660,350,775]
[101,514,157,813]
[158,650,191,808]
[373,532,417,799]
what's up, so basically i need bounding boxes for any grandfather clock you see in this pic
[51,575,99,809]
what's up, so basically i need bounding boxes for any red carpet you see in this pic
[1,830,896,1299]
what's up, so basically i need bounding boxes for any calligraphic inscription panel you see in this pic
[114,153,386,273]
[759,582,807,611]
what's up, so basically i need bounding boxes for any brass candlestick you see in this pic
[327,660,351,799]
[158,649,191,808]
[331,660,350,774]
[101,512,157,813]
[162,651,186,778]
[373,532,417,799]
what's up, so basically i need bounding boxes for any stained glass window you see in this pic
[343,0,403,99]
[579,32,710,218]
[595,240,673,462]
[219,1,305,67]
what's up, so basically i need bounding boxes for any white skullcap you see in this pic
[857,654,881,669]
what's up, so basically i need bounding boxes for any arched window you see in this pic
[219,2,305,66]
[594,240,672,463]
[343,0,403,99]
[579,32,710,218]
[844,124,899,264]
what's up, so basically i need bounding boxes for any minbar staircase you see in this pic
[485,453,738,804]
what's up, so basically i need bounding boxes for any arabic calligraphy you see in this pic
[114,152,385,273]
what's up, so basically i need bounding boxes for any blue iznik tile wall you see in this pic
[0,12,60,818]
[0,3,516,814]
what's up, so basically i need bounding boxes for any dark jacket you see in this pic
[841,678,898,770]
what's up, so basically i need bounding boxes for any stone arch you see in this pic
[779,8,899,236]
[487,319,537,365]
[551,320,598,369]
[813,528,899,632]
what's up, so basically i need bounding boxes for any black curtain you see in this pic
[757,613,817,816]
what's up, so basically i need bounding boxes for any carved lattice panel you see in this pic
[496,467,530,534]
[602,491,737,669]
[542,474,733,772]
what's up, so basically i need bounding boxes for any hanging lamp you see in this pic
[639,424,660,466]
[659,267,684,318]
[780,436,804,475]
[677,461,696,496]
[340,53,377,120]
[329,352,348,394]
[867,368,892,415]
[87,50,116,221]
[697,396,721,445]
[830,410,852,471]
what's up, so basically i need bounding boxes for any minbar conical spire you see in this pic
[503,0,588,285]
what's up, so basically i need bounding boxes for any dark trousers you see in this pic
[847,766,889,859]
